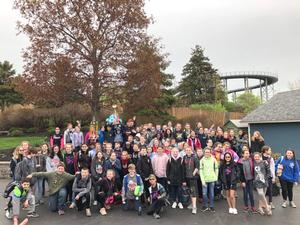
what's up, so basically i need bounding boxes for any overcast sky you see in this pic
[1,0,300,95]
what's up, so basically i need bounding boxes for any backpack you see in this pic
[3,181,22,198]
[180,185,191,205]
[124,174,142,196]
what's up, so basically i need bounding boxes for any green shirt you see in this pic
[32,171,75,195]
[199,156,219,184]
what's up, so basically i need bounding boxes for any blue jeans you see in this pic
[48,188,67,212]
[243,180,254,207]
[202,182,215,208]
[34,177,44,202]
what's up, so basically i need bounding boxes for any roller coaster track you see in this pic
[220,71,278,102]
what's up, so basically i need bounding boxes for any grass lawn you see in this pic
[0,136,47,151]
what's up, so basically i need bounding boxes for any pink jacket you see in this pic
[151,153,169,178]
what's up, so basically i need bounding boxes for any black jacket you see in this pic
[167,157,184,185]
[136,155,153,179]
[219,162,239,186]
[251,139,265,153]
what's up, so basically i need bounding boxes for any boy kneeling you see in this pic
[147,174,167,219]
[122,164,143,215]
[12,178,39,225]
[72,168,92,217]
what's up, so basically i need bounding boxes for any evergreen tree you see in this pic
[177,45,225,105]
[0,61,23,111]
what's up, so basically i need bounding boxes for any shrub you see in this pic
[47,127,56,135]
[25,127,38,134]
[9,129,24,137]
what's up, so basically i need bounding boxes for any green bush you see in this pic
[81,125,90,133]
[9,127,24,133]
[189,103,226,112]
[25,127,38,134]
[47,127,56,135]
[9,129,24,137]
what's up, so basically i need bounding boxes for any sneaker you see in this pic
[27,212,39,218]
[232,208,238,215]
[39,199,45,205]
[229,208,234,214]
[187,203,193,209]
[178,202,184,209]
[282,201,287,208]
[93,201,98,206]
[251,207,258,214]
[86,208,92,217]
[153,213,160,219]
[290,201,297,208]
[58,210,65,216]
[243,206,249,212]
[201,206,209,212]
[172,202,177,209]
[34,202,40,207]
[257,207,265,215]
[270,202,275,209]
[266,207,272,216]
[99,208,107,216]
[192,207,197,214]
[69,202,76,209]
[138,206,142,216]
[210,207,216,213]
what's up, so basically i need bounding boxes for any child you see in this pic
[105,152,122,190]
[183,146,199,214]
[15,149,37,183]
[120,151,132,179]
[261,145,276,209]
[33,147,46,205]
[151,146,169,191]
[253,152,272,216]
[75,144,91,172]
[199,147,219,213]
[91,151,106,205]
[113,142,123,159]
[63,144,76,206]
[72,168,92,217]
[46,145,63,172]
[95,169,118,216]
[27,162,75,215]
[11,178,39,225]
[219,152,239,215]
[238,146,256,213]
[136,146,153,200]
[275,149,299,208]
[167,147,184,209]
[50,127,64,149]
[147,174,167,219]
[131,143,140,166]
[122,164,144,215]
[10,146,23,181]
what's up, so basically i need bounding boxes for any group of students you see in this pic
[6,120,300,225]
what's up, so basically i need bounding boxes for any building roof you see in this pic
[224,119,248,128]
[242,89,300,123]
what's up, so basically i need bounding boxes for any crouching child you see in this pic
[11,178,39,225]
[122,164,144,215]
[72,168,92,217]
[147,174,167,219]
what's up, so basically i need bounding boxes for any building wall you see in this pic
[249,122,300,158]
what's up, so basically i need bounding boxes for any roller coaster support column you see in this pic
[259,79,263,103]
[265,78,268,101]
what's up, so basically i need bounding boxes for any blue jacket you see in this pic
[275,156,299,183]
[98,130,104,145]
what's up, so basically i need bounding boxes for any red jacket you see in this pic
[187,137,201,151]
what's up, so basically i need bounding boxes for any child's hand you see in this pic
[182,182,187,186]
[23,200,29,208]
[75,195,80,200]
[241,182,246,188]
[26,174,33,179]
